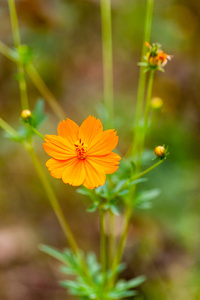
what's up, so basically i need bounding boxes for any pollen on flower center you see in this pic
[74,139,88,159]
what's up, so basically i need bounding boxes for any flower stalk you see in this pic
[132,0,154,157]
[0,41,65,120]
[100,208,107,275]
[7,0,29,110]
[100,0,114,128]
[27,145,79,254]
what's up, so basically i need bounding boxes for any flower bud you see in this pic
[151,97,163,110]
[154,146,166,158]
[21,109,32,119]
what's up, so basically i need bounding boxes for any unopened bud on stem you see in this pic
[154,146,166,158]
[21,109,32,119]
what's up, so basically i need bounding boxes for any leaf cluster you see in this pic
[77,157,161,214]
[40,245,145,300]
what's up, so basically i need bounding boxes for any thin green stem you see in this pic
[108,211,115,266]
[110,157,164,200]
[0,41,65,120]
[100,209,107,275]
[137,70,154,171]
[0,41,16,60]
[0,117,19,138]
[7,0,20,46]
[26,64,66,120]
[27,145,79,254]
[132,0,154,156]
[26,124,45,140]
[100,0,114,128]
[7,0,29,110]
[110,70,155,283]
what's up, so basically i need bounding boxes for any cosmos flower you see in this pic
[43,116,121,189]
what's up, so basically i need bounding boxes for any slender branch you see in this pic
[26,124,45,140]
[0,117,19,138]
[0,41,66,120]
[7,0,29,110]
[26,65,66,120]
[108,211,115,266]
[137,70,155,170]
[132,0,154,156]
[100,209,107,275]
[27,145,79,254]
[110,157,164,200]
[100,0,114,128]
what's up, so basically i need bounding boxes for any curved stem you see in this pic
[132,0,154,156]
[0,41,66,120]
[26,64,66,120]
[108,211,115,266]
[110,157,164,200]
[137,70,154,171]
[26,124,45,140]
[7,0,29,110]
[100,0,114,128]
[100,209,107,275]
[27,145,79,254]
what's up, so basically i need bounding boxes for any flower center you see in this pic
[74,139,88,159]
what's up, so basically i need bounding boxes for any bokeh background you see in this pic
[0,0,200,299]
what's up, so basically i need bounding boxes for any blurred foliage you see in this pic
[0,0,200,299]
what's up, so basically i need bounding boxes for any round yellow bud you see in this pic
[21,109,32,119]
[151,97,163,110]
[154,146,166,158]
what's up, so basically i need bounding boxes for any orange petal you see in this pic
[83,159,106,189]
[62,159,86,186]
[87,129,118,156]
[57,118,79,145]
[43,135,76,160]
[46,158,76,178]
[79,116,103,145]
[87,152,121,174]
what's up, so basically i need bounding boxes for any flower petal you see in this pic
[62,159,86,186]
[57,118,79,145]
[46,158,76,178]
[83,159,106,189]
[43,135,75,160]
[87,152,121,174]
[87,129,118,156]
[79,116,103,145]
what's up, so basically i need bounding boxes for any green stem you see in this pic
[108,211,115,266]
[100,209,107,274]
[0,41,16,60]
[100,0,114,128]
[0,41,65,120]
[26,124,45,140]
[0,117,19,138]
[7,0,29,110]
[27,145,79,254]
[26,64,66,120]
[110,157,164,200]
[137,70,154,170]
[132,0,154,156]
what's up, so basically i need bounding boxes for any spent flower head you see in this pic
[43,116,121,189]
[139,42,171,72]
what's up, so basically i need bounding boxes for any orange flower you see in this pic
[43,116,121,189]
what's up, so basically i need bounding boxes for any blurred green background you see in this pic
[0,0,200,299]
